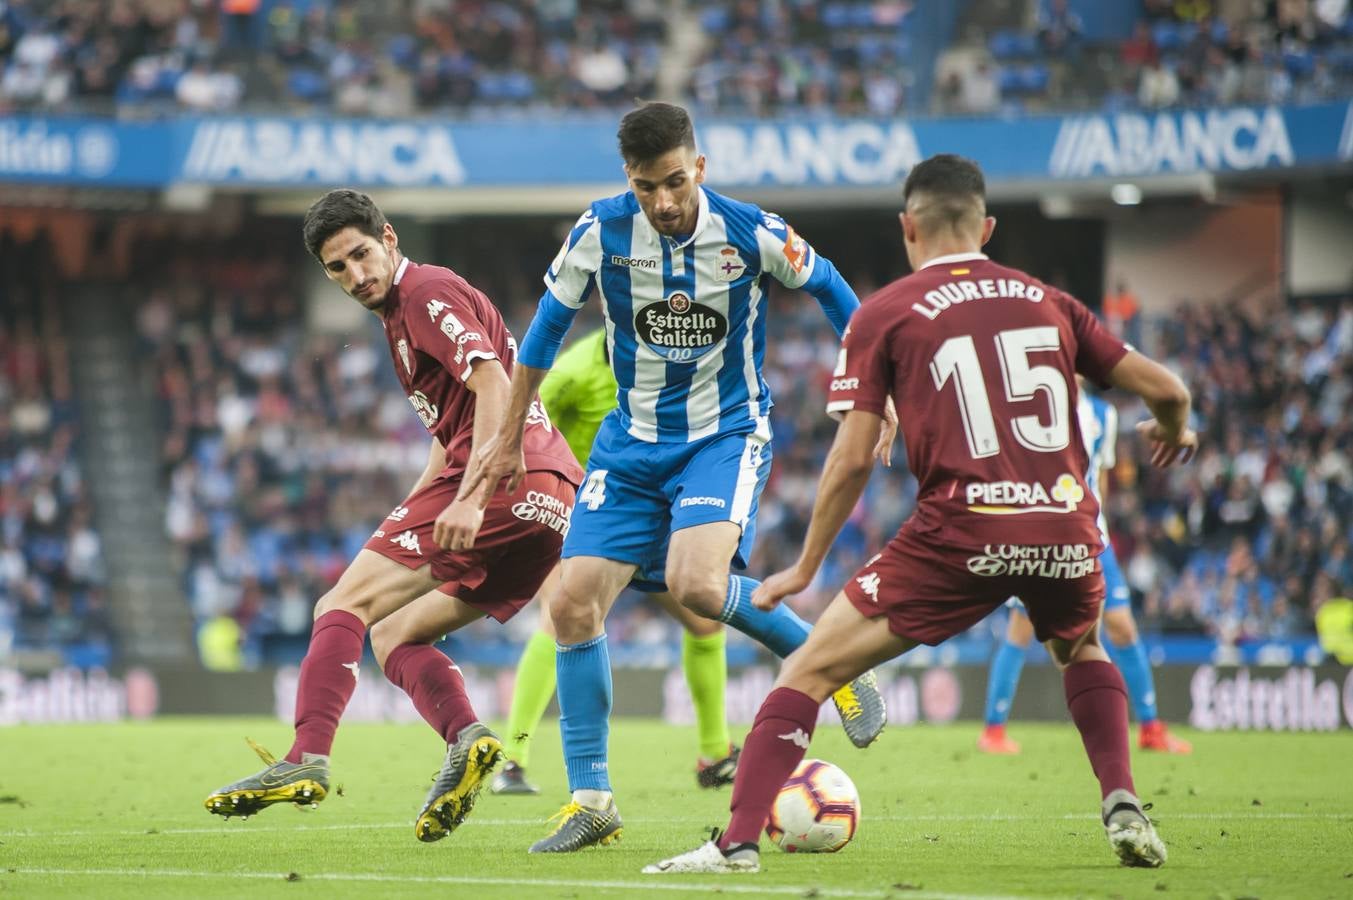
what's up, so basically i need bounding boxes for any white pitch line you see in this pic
[2,868,1043,900]
[2,810,1350,840]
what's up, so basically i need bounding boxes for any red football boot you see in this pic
[1138,720,1192,753]
[976,724,1021,754]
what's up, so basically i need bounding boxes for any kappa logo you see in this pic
[856,572,881,602]
[397,338,412,375]
[341,661,360,682]
[390,530,423,555]
[426,298,448,320]
[777,728,811,749]
[408,391,438,429]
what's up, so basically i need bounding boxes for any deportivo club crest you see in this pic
[714,246,746,282]
[397,339,412,374]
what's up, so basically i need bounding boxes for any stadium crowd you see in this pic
[0,234,112,667]
[938,0,1353,115]
[0,0,665,115]
[4,0,1351,117]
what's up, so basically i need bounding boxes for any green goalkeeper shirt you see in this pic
[537,327,618,467]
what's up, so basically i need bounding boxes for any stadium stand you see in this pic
[4,0,1348,116]
[0,233,113,668]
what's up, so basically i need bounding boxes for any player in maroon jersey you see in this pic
[645,155,1197,875]
[204,190,584,844]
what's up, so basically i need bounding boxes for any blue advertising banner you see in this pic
[1,102,1350,190]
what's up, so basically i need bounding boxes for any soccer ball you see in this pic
[765,759,861,853]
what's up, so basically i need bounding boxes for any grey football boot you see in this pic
[832,669,887,748]
[528,798,623,852]
[205,739,329,819]
[415,722,504,842]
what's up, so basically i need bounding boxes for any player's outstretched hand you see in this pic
[873,397,898,467]
[462,430,527,504]
[1136,419,1198,468]
[753,566,812,611]
[434,499,484,552]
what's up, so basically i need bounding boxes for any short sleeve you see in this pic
[1063,292,1129,387]
[755,210,818,289]
[825,303,892,420]
[543,207,602,309]
[408,282,499,382]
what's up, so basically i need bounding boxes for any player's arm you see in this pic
[1105,351,1196,467]
[756,211,859,337]
[438,358,512,551]
[464,209,599,499]
[752,409,879,610]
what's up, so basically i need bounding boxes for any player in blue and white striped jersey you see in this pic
[464,102,893,852]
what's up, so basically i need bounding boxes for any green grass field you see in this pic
[2,718,1350,899]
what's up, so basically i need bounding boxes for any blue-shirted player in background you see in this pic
[979,379,1193,755]
[464,102,893,852]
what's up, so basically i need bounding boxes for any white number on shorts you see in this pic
[580,469,608,511]
[930,327,1070,460]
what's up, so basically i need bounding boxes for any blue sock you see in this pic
[556,634,612,792]
[718,575,811,658]
[983,640,1027,725]
[1107,638,1158,723]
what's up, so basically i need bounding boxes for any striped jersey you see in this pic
[543,186,832,443]
[1078,390,1117,542]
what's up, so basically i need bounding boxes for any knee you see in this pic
[1104,611,1138,646]
[368,619,404,670]
[549,580,604,644]
[314,585,374,624]
[667,570,726,619]
[685,616,722,639]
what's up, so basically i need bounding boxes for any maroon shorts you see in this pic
[844,529,1105,646]
[365,469,575,623]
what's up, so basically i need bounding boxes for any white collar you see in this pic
[393,256,411,284]
[919,251,989,270]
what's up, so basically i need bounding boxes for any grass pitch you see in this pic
[2,718,1350,899]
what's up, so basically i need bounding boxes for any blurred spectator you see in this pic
[0,237,111,665]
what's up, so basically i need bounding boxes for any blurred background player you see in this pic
[980,379,1192,755]
[204,190,583,843]
[491,326,738,795]
[466,101,891,853]
[645,153,1197,876]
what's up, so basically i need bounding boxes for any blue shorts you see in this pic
[563,412,772,588]
[1008,542,1130,614]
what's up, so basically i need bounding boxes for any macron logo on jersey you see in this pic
[610,254,658,270]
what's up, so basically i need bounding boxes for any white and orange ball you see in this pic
[765,759,861,853]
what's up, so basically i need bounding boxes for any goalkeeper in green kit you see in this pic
[490,328,739,795]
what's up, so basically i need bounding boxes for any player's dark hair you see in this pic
[617,102,696,166]
[901,154,986,233]
[902,154,986,205]
[302,189,388,260]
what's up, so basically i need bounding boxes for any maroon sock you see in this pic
[721,687,821,848]
[383,643,477,745]
[287,610,366,763]
[1063,659,1135,799]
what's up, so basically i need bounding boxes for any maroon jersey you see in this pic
[827,253,1128,549]
[381,258,583,485]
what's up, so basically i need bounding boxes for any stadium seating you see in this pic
[0,238,113,668]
